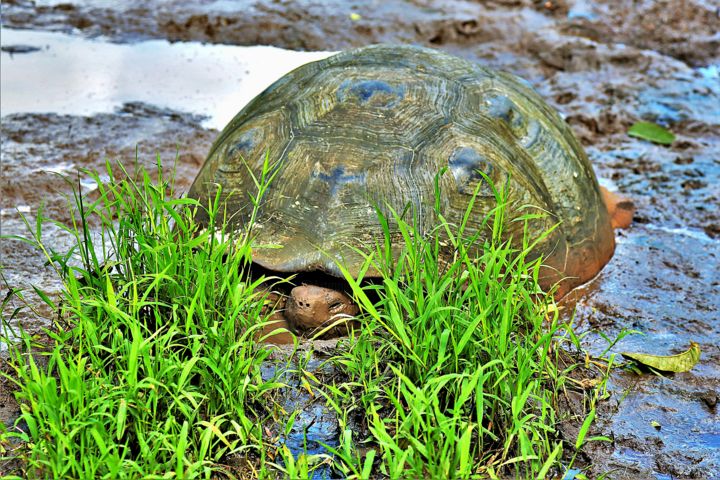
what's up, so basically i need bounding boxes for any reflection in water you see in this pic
[0,28,333,130]
[697,64,719,80]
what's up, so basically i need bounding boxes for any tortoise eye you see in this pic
[329,301,344,311]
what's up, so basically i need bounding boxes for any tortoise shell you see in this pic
[188,44,614,295]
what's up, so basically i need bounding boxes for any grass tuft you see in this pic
[325,174,600,478]
[1,158,611,479]
[1,157,284,478]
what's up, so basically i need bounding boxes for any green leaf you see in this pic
[575,408,595,449]
[622,342,701,373]
[116,399,127,440]
[32,285,56,310]
[537,443,562,478]
[628,121,675,145]
[361,449,376,479]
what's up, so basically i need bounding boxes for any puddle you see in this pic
[697,64,719,80]
[0,28,332,130]
[260,352,339,479]
[643,224,716,243]
[567,0,598,21]
[698,432,720,449]
[0,206,31,216]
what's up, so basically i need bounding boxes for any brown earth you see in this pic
[3,0,719,68]
[1,0,719,478]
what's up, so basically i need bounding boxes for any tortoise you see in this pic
[187,44,629,340]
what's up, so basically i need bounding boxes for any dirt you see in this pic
[0,103,214,340]
[3,0,719,68]
[1,0,719,478]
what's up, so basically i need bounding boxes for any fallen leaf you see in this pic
[651,420,661,430]
[300,377,315,397]
[628,121,675,145]
[622,342,701,373]
[349,13,362,21]
[576,377,602,389]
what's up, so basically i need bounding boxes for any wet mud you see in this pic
[2,0,719,478]
[3,0,719,68]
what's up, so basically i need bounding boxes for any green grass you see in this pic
[1,158,289,478]
[320,176,594,478]
[1,158,611,479]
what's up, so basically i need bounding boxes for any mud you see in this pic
[3,0,719,68]
[0,104,213,326]
[2,0,719,478]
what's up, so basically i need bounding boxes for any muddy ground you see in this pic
[1,0,719,478]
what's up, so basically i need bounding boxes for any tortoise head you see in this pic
[284,285,360,336]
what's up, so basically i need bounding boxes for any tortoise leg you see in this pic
[256,286,296,344]
[257,313,296,345]
[600,186,635,229]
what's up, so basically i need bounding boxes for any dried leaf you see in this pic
[622,342,701,373]
[628,121,675,145]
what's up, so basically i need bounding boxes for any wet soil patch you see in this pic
[3,1,719,68]
[2,102,212,222]
[0,44,43,55]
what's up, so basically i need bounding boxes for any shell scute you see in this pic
[448,147,496,196]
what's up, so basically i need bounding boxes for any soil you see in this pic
[1,0,719,478]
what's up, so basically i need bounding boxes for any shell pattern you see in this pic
[188,44,614,294]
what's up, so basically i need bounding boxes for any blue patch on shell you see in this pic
[488,95,544,147]
[337,79,404,107]
[449,147,495,195]
[226,128,259,160]
[520,119,541,148]
[313,166,366,196]
[488,95,514,122]
[488,95,525,129]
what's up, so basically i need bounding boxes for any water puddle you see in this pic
[567,0,598,21]
[0,206,31,216]
[0,28,333,130]
[260,354,339,479]
[643,224,716,243]
[697,64,719,80]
